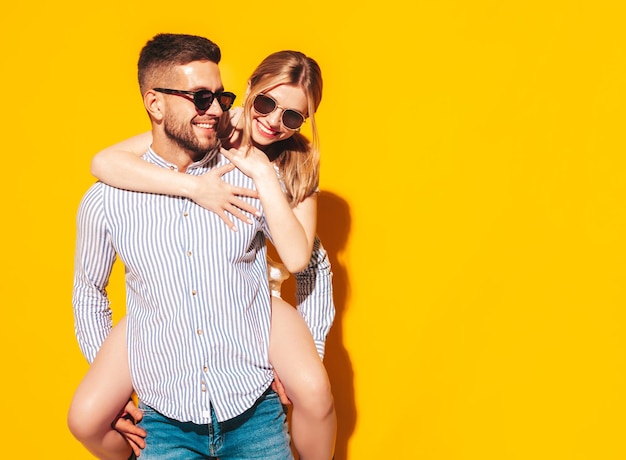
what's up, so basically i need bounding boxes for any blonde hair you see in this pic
[240,51,323,206]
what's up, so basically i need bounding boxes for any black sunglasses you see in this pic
[153,88,237,112]
[253,93,306,131]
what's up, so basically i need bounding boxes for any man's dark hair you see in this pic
[138,33,221,94]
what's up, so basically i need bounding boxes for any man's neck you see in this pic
[151,137,208,173]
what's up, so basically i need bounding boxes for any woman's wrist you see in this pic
[179,173,200,199]
[253,165,280,186]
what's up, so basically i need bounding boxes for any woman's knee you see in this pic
[289,372,334,419]
[67,393,107,441]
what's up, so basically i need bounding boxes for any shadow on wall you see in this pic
[318,190,354,460]
[281,190,354,460]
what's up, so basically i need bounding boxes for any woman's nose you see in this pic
[266,107,283,127]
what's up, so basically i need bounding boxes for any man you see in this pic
[73,33,293,459]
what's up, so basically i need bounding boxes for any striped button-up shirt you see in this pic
[73,147,273,423]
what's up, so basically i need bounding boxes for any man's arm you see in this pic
[72,184,117,363]
[294,237,336,360]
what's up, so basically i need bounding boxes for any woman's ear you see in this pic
[244,81,251,100]
[144,90,164,121]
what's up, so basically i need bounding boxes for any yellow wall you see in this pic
[2,1,626,458]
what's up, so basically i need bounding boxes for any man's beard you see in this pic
[163,115,219,161]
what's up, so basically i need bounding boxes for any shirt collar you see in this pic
[145,143,222,172]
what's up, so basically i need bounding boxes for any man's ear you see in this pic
[144,90,164,120]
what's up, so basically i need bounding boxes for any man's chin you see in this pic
[203,141,222,155]
[193,140,221,161]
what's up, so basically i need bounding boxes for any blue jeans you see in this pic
[137,390,293,459]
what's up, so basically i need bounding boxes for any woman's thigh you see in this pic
[268,297,329,401]
[69,317,134,430]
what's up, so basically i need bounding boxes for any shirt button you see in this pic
[169,165,175,171]
[187,251,192,257]
[203,366,208,372]
[192,290,197,296]
[197,329,203,335]
[183,212,189,217]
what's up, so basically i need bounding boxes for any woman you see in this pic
[68,50,336,460]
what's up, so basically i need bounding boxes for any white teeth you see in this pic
[196,123,215,129]
[257,121,275,136]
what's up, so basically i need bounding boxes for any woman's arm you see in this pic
[91,132,260,230]
[222,147,316,272]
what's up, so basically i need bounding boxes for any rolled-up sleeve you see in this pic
[294,237,335,360]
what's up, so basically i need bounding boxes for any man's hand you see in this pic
[113,400,146,458]
[271,370,292,405]
[190,162,260,231]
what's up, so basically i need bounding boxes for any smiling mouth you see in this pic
[194,122,217,130]
[255,119,279,137]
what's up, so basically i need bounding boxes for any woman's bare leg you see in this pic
[269,297,336,460]
[68,317,137,460]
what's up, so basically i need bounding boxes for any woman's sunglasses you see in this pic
[253,94,306,131]
[153,88,237,112]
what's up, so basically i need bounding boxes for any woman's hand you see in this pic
[189,162,260,231]
[222,146,275,182]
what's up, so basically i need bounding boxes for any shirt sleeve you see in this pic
[72,184,117,363]
[294,237,336,360]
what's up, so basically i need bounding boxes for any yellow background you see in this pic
[2,1,626,459]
